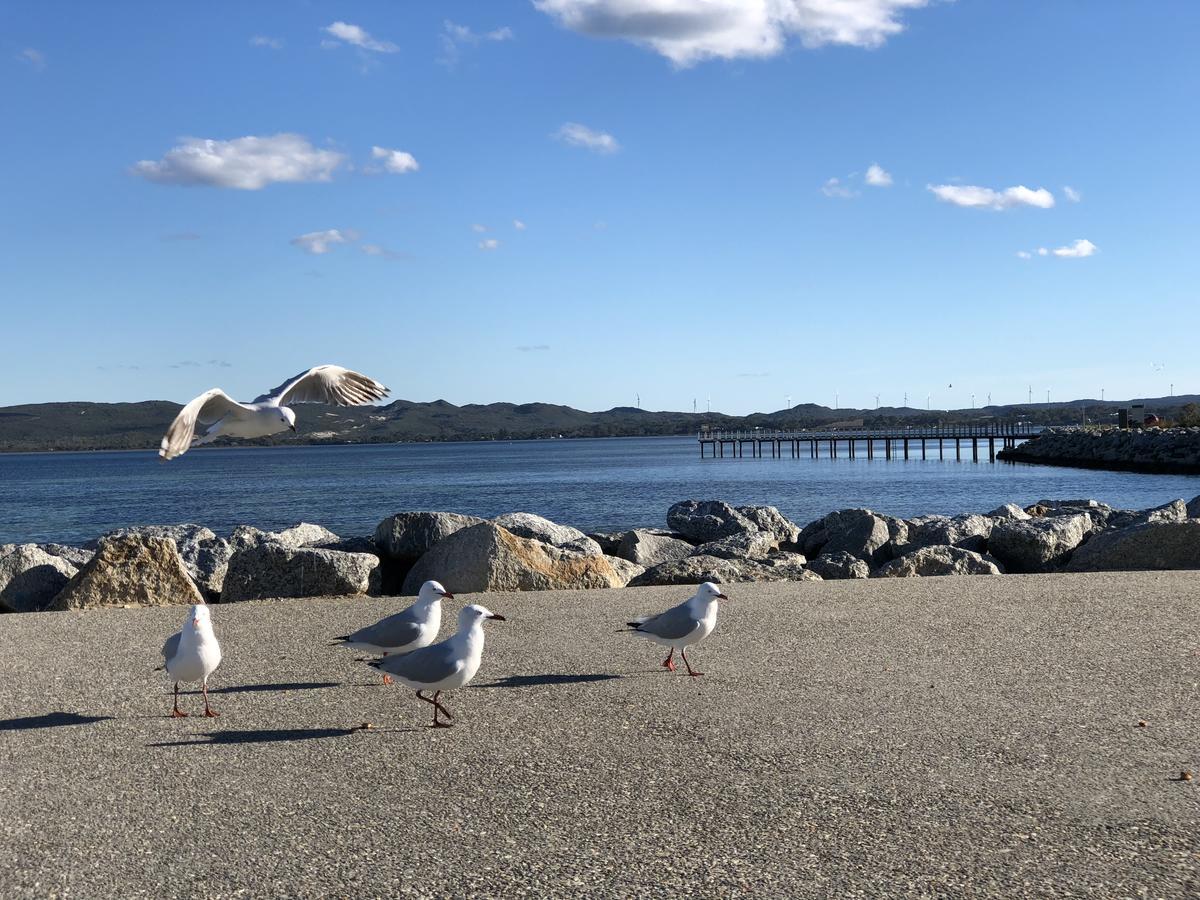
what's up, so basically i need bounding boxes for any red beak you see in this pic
[441,591,454,600]
[488,614,506,621]
[717,593,729,600]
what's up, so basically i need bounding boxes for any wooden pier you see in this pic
[698,424,1039,463]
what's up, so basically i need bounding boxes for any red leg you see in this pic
[681,648,703,677]
[203,679,219,717]
[418,690,454,728]
[662,648,676,672]
[382,674,393,685]
[171,682,188,718]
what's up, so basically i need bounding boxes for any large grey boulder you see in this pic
[1026,499,1114,530]
[616,530,694,568]
[402,523,623,595]
[221,545,380,602]
[691,531,777,561]
[605,556,646,588]
[85,523,217,550]
[795,518,830,557]
[988,513,1092,573]
[736,506,801,544]
[628,554,819,587]
[587,531,627,555]
[758,552,820,581]
[374,512,486,562]
[1105,499,1188,531]
[1065,520,1200,572]
[905,514,996,553]
[52,535,204,610]
[38,544,94,568]
[491,512,601,556]
[0,545,79,613]
[1188,495,1200,518]
[874,545,1004,578]
[86,524,231,600]
[988,503,1031,521]
[273,522,341,548]
[808,551,870,580]
[666,500,757,544]
[820,509,893,567]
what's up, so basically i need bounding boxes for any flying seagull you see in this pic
[627,582,727,677]
[161,604,223,718]
[159,364,389,460]
[371,603,505,728]
[333,580,452,684]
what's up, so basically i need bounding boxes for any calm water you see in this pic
[1,436,1197,545]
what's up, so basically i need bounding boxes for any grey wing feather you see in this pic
[347,609,423,649]
[254,365,389,407]
[376,641,461,684]
[161,631,181,662]
[636,602,700,640]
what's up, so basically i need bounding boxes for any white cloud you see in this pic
[1063,185,1082,203]
[1051,238,1097,258]
[16,48,45,71]
[323,21,398,53]
[865,163,892,187]
[250,36,283,49]
[555,122,620,153]
[820,176,858,199]
[361,243,406,261]
[1037,247,1049,256]
[513,219,527,230]
[291,229,355,255]
[1016,250,1032,260]
[534,0,930,66]
[479,238,501,250]
[927,183,1055,211]
[370,146,419,174]
[132,134,343,190]
[471,223,488,233]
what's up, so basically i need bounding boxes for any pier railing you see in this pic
[696,423,1039,461]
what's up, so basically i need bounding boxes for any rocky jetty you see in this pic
[4,493,1200,612]
[998,427,1200,474]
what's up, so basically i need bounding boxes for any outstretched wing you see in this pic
[631,601,700,641]
[254,365,389,407]
[159,389,253,461]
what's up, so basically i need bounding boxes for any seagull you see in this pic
[627,582,727,677]
[371,603,505,728]
[333,580,452,685]
[161,604,223,718]
[159,364,390,460]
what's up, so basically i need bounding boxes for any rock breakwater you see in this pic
[998,427,1200,474]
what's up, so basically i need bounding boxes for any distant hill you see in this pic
[0,395,1195,453]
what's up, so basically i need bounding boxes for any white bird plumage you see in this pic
[159,364,389,460]
[162,604,223,717]
[335,580,452,684]
[627,581,727,676]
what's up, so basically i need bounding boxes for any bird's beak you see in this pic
[488,614,506,621]
[717,593,729,600]
[192,617,201,626]
[289,424,297,432]
[441,591,454,600]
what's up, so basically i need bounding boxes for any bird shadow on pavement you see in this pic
[210,681,341,694]
[479,673,623,689]
[0,712,115,731]
[147,726,365,747]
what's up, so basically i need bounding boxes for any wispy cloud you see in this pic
[1019,239,1098,260]
[162,232,202,242]
[555,122,619,154]
[291,229,356,255]
[820,177,858,199]
[440,19,514,66]
[534,0,931,67]
[132,134,343,190]
[471,224,488,233]
[1016,250,1032,260]
[865,163,893,187]
[927,183,1055,210]
[170,359,232,369]
[250,36,284,50]
[513,219,527,230]
[369,146,419,174]
[478,238,501,250]
[322,21,398,53]
[517,344,551,352]
[1063,185,1082,203]
[16,48,45,71]
[361,243,408,261]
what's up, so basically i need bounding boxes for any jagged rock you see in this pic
[374,512,486,562]
[1065,520,1200,572]
[0,545,78,613]
[820,509,893,567]
[1188,495,1200,518]
[318,536,379,555]
[221,545,380,601]
[402,523,623,595]
[796,519,829,557]
[85,524,230,599]
[491,513,600,555]
[691,531,777,561]
[1105,499,1188,531]
[808,551,870,580]
[628,553,819,586]
[874,545,1004,578]
[988,503,1031,521]
[736,506,801,544]
[882,516,910,549]
[588,532,627,555]
[988,513,1092,573]
[617,530,694,568]
[1026,500,1114,529]
[605,556,646,587]
[905,514,996,553]
[51,535,204,610]
[272,522,341,548]
[38,544,94,567]
[666,500,758,544]
[84,523,217,551]
[758,552,819,580]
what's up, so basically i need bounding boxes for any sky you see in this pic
[2,1,1197,415]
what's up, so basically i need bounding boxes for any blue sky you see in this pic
[3,1,1197,414]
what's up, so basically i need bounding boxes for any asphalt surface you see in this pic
[1,574,1198,898]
